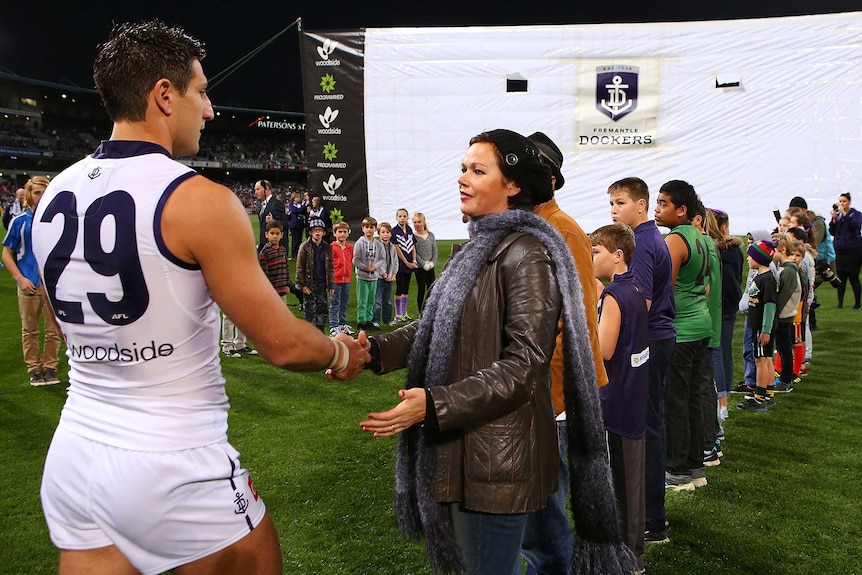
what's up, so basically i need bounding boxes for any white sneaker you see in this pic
[223,349,242,358]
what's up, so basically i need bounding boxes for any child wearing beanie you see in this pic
[738,240,778,411]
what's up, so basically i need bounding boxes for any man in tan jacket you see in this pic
[518,131,609,575]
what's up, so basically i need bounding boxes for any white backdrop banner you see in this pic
[361,12,862,238]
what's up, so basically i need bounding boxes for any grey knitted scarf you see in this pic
[395,209,636,574]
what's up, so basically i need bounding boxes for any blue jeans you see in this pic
[450,503,528,575]
[715,311,737,397]
[373,279,394,323]
[645,337,674,533]
[711,347,725,399]
[329,282,350,327]
[742,314,756,385]
[700,348,718,449]
[518,421,571,575]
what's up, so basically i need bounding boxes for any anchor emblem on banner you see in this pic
[596,65,639,121]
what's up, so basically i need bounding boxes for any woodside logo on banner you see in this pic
[300,30,369,233]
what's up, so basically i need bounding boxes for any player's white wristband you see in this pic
[327,338,350,373]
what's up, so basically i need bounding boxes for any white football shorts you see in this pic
[41,425,267,575]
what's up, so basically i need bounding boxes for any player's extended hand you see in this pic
[360,388,426,437]
[326,331,371,381]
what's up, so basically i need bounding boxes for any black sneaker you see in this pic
[223,349,242,358]
[42,369,61,385]
[644,530,669,544]
[665,472,695,492]
[732,382,755,394]
[773,381,794,393]
[29,371,47,386]
[737,397,768,412]
[236,346,258,356]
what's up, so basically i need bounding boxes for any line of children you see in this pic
[288,214,429,334]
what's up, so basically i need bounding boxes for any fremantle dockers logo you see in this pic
[596,65,638,121]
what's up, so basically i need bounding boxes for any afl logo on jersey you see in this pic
[88,167,102,179]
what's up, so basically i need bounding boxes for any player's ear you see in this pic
[153,78,173,116]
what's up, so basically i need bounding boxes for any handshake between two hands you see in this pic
[325,330,371,381]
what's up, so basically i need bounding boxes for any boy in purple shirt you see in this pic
[608,177,676,543]
[591,223,650,572]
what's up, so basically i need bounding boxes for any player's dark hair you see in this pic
[94,20,206,122]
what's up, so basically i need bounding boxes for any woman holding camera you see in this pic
[829,193,862,308]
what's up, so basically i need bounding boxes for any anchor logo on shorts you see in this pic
[234,492,249,514]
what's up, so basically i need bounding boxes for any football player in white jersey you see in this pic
[32,20,369,575]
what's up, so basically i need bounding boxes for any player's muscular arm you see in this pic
[160,177,345,370]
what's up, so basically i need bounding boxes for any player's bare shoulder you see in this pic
[161,175,251,264]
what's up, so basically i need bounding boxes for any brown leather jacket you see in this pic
[295,239,334,289]
[373,232,560,514]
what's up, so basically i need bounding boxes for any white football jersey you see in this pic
[33,141,228,451]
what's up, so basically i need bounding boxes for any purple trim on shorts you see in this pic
[227,455,237,490]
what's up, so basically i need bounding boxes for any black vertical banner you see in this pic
[300,29,369,235]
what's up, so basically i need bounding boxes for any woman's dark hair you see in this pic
[469,130,552,211]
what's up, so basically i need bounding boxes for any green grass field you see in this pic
[1,224,860,574]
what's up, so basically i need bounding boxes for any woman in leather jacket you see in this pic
[357,130,634,575]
